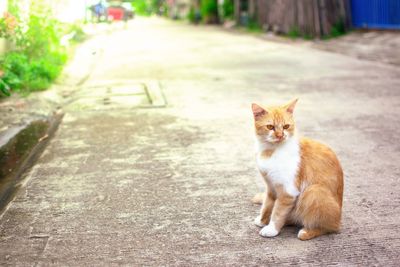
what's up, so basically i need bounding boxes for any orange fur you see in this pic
[252,99,344,240]
[259,189,276,225]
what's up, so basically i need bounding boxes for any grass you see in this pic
[322,20,347,40]
[286,20,348,40]
[287,26,301,39]
[246,19,263,33]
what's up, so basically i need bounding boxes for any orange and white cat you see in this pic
[251,99,343,240]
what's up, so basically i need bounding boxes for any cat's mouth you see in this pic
[270,136,286,143]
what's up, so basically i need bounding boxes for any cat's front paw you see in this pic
[254,215,267,227]
[259,223,279,237]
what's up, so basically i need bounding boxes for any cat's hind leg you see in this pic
[296,184,341,240]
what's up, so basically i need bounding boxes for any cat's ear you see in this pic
[284,98,298,114]
[252,103,267,119]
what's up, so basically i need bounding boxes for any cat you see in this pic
[251,99,343,240]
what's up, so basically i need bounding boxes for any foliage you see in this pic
[0,12,17,39]
[330,20,346,38]
[161,2,169,17]
[287,26,315,40]
[64,23,87,43]
[0,0,69,97]
[132,0,151,16]
[131,0,162,16]
[0,53,27,95]
[287,26,301,39]
[201,0,218,23]
[0,49,66,94]
[247,19,262,33]
[188,5,201,24]
[188,7,195,23]
[303,34,313,40]
[222,0,234,19]
[287,19,347,40]
[16,15,64,59]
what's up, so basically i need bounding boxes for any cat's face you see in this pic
[252,99,297,144]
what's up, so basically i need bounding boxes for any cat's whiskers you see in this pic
[255,135,277,153]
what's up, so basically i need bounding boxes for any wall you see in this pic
[237,0,350,37]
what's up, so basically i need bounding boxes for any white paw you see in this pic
[297,229,307,239]
[254,215,266,227]
[259,222,279,237]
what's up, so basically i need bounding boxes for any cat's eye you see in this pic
[266,125,274,130]
[283,124,290,129]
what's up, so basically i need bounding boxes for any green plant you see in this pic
[132,0,151,16]
[287,26,301,39]
[0,79,11,96]
[161,2,169,17]
[17,15,64,59]
[330,20,346,37]
[1,52,29,92]
[286,26,313,39]
[188,5,201,24]
[0,12,17,39]
[65,23,86,43]
[26,52,67,89]
[247,19,262,32]
[201,0,218,23]
[188,7,195,22]
[0,50,67,95]
[303,34,313,40]
[0,0,69,97]
[222,0,234,19]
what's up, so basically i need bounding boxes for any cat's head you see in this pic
[251,99,298,144]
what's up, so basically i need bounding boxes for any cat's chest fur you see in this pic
[256,137,301,197]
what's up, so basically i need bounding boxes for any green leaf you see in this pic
[0,79,11,96]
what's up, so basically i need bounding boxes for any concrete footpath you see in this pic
[0,18,399,265]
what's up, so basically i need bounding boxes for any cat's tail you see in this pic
[251,192,265,205]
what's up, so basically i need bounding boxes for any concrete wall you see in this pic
[236,0,351,37]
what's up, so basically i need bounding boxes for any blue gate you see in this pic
[351,0,400,30]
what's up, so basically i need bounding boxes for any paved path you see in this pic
[1,18,400,265]
[313,30,400,66]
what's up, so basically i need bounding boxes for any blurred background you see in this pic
[0,0,399,97]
